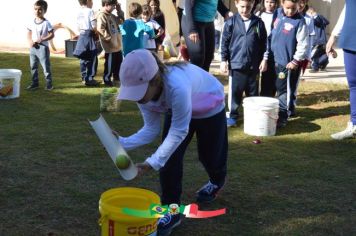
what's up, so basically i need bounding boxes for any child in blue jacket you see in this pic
[308,7,330,73]
[268,0,308,128]
[220,0,267,127]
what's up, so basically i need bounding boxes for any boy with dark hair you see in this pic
[220,0,268,127]
[307,6,330,73]
[120,2,155,56]
[268,0,308,127]
[26,0,54,90]
[73,0,99,86]
[96,0,123,87]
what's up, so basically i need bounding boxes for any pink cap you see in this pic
[118,49,159,101]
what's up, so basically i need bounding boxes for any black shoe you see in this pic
[196,181,224,203]
[26,83,39,90]
[157,213,181,236]
[104,81,113,87]
[309,69,318,73]
[277,119,287,128]
[45,84,54,90]
[85,80,99,86]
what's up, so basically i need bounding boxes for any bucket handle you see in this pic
[261,110,278,121]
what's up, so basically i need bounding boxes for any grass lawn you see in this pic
[0,52,355,236]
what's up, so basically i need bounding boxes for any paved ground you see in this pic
[210,48,347,85]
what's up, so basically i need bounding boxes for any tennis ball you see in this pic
[115,154,130,169]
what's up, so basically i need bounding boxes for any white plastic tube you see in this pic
[89,114,137,180]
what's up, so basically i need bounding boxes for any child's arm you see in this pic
[143,22,156,39]
[259,21,268,73]
[27,30,34,48]
[220,18,233,73]
[38,30,54,43]
[287,21,308,70]
[96,13,111,41]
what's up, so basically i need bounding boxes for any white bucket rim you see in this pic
[0,69,22,77]
[243,96,279,108]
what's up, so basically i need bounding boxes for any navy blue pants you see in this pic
[260,58,276,97]
[275,64,301,121]
[311,44,329,70]
[344,49,356,125]
[103,51,123,83]
[227,69,258,119]
[74,31,98,82]
[159,109,228,205]
[182,16,215,72]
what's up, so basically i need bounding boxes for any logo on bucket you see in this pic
[122,203,226,219]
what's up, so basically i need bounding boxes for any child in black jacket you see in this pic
[220,0,267,127]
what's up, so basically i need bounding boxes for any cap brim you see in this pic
[118,82,149,101]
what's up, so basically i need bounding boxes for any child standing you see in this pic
[307,7,330,73]
[268,0,308,127]
[96,0,123,87]
[220,0,268,127]
[142,4,164,52]
[73,0,99,86]
[116,49,228,236]
[147,0,166,50]
[26,0,54,91]
[120,2,155,56]
[255,0,279,97]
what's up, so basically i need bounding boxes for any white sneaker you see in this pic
[331,121,356,140]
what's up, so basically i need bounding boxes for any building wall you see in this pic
[0,0,179,52]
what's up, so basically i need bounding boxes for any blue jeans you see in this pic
[159,109,228,205]
[344,49,356,125]
[29,44,52,86]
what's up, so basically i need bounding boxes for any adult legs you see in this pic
[344,49,356,125]
[182,17,215,71]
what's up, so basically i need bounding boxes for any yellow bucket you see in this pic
[99,187,160,236]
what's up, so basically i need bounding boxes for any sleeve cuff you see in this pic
[145,157,162,171]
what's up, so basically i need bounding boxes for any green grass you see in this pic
[0,53,355,236]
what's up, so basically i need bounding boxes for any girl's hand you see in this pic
[188,32,199,43]
[136,161,153,176]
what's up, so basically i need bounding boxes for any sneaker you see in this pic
[157,213,181,236]
[45,85,54,90]
[319,68,327,72]
[26,83,39,90]
[104,81,113,87]
[226,118,237,127]
[85,79,99,86]
[331,121,356,140]
[196,181,223,203]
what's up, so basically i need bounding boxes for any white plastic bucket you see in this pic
[243,96,279,136]
[0,69,22,99]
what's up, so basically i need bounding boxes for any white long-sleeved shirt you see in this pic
[119,63,225,170]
